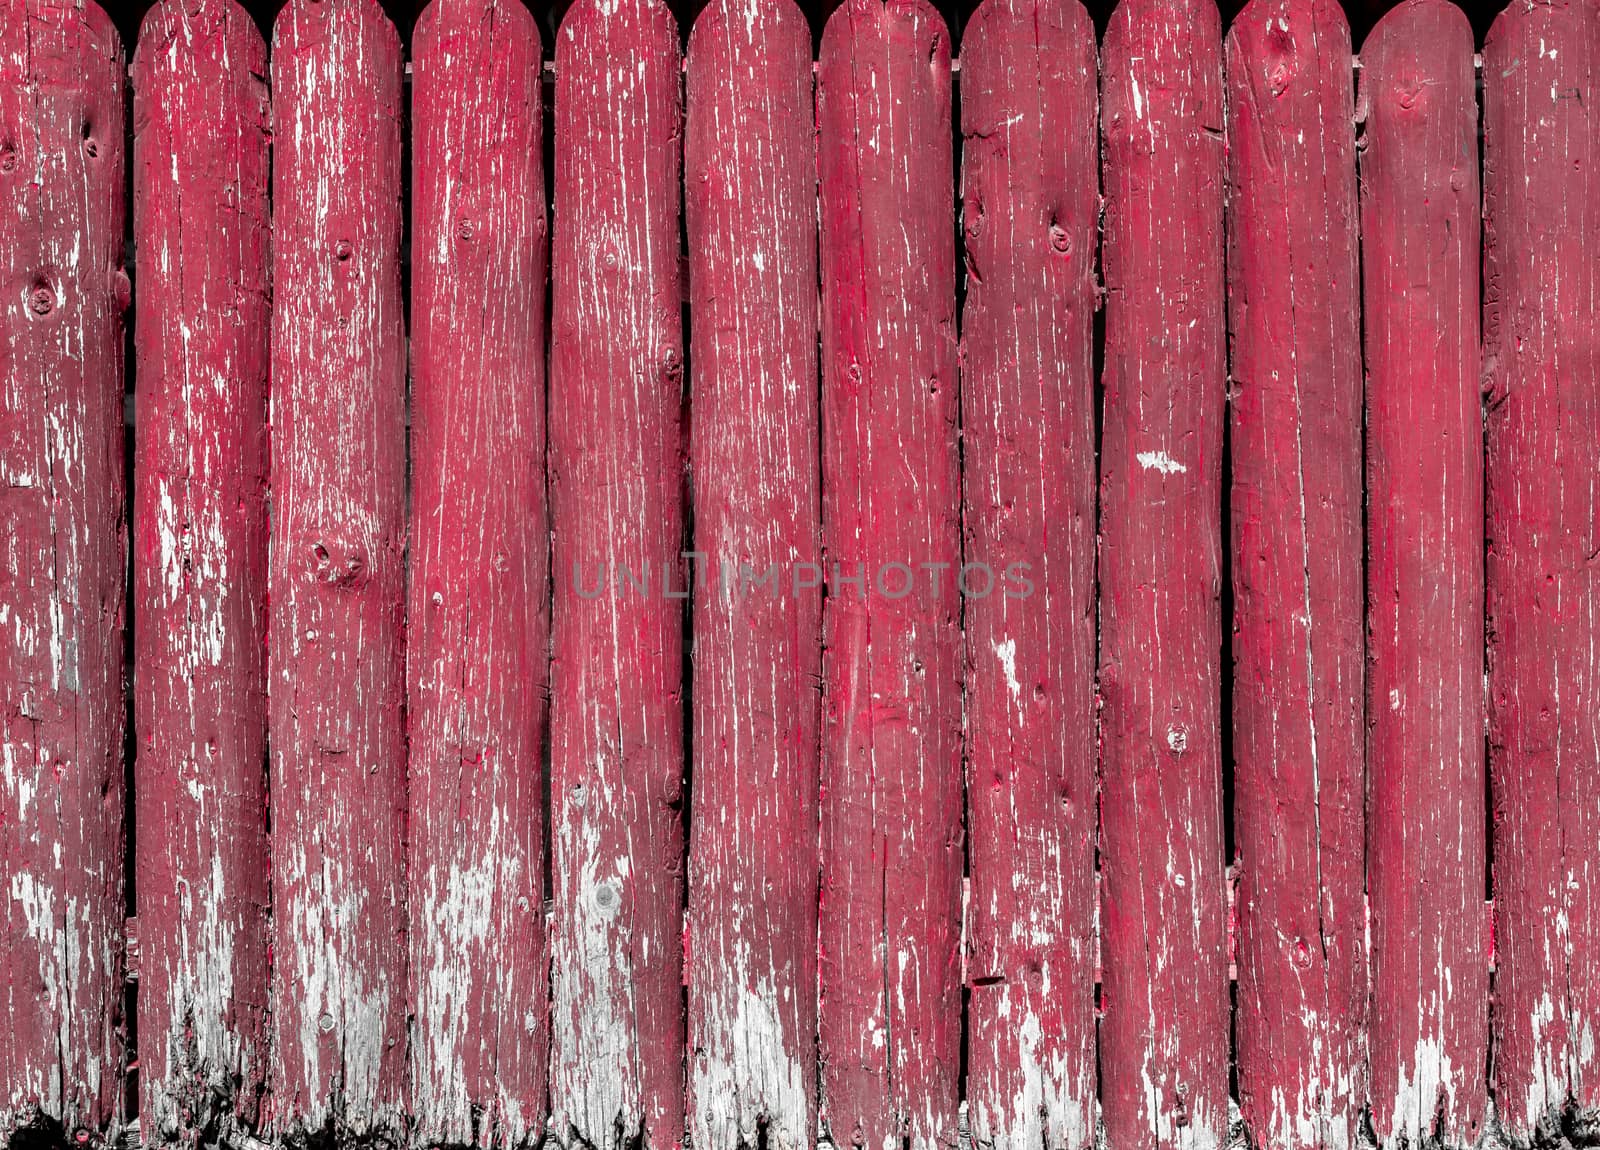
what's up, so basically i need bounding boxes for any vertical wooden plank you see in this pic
[1483,0,1600,1137]
[816,2,960,1147]
[958,1,1097,1147]
[547,0,685,1144]
[130,0,270,1141]
[0,0,127,1138]
[266,0,408,1140]
[1358,3,1487,1146]
[408,0,549,1145]
[1097,0,1228,1147]
[683,2,820,1148]
[1223,1,1365,1147]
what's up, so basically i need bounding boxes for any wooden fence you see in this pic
[1,0,1597,1147]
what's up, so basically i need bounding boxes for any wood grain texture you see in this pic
[1483,0,1600,1138]
[816,2,961,1146]
[1358,3,1487,1145]
[684,1,821,1148]
[266,0,408,1140]
[408,1,549,1145]
[0,0,127,1138]
[958,1,1097,1147]
[1223,1,1365,1146]
[1097,0,1228,1146]
[547,0,686,1144]
[130,0,270,1141]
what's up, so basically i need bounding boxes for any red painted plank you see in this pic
[130,0,270,1140]
[0,0,127,1138]
[408,1,549,1144]
[266,0,408,1140]
[1223,1,1365,1146]
[1097,0,1228,1146]
[958,1,1097,1146]
[547,0,685,1144]
[816,2,960,1146]
[1483,0,1600,1136]
[1358,3,1487,1145]
[683,1,820,1147]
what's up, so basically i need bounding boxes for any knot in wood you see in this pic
[307,538,370,589]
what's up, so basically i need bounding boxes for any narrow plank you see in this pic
[683,1,821,1148]
[547,0,686,1145]
[1096,0,1228,1146]
[266,0,408,1140]
[1358,3,1487,1146]
[408,0,549,1145]
[958,1,1097,1147]
[130,0,270,1141]
[816,2,961,1146]
[1483,0,1600,1138]
[1223,1,1365,1147]
[0,0,128,1138]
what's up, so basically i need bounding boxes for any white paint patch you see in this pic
[690,966,808,1150]
[992,638,1022,705]
[1386,1032,1458,1149]
[1137,450,1187,475]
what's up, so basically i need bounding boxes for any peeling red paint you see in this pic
[0,0,128,1138]
[1359,3,1488,1145]
[131,0,271,1141]
[684,1,822,1147]
[817,2,961,1146]
[266,0,409,1140]
[1483,0,1600,1136]
[547,0,686,1145]
[1097,0,1229,1147]
[1224,1,1367,1146]
[408,1,550,1145]
[959,1,1098,1146]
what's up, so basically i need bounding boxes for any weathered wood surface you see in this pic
[266,0,408,1140]
[130,0,270,1141]
[547,0,686,1145]
[1097,0,1228,1147]
[684,1,821,1148]
[1484,0,1600,1138]
[0,0,127,1138]
[958,1,1097,1147]
[408,1,548,1145]
[1223,0,1365,1147]
[1358,3,1487,1146]
[816,1,961,1146]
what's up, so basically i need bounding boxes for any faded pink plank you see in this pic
[547,0,686,1145]
[1483,0,1600,1137]
[0,0,128,1138]
[1358,2,1487,1146]
[1097,0,1229,1146]
[683,1,821,1148]
[266,0,408,1140]
[958,0,1098,1146]
[408,0,549,1145]
[130,0,270,1141]
[816,1,961,1147]
[1223,0,1366,1146]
